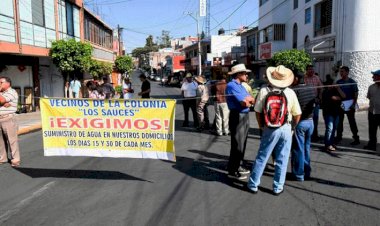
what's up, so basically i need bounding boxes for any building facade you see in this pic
[0,0,116,111]
[258,0,380,104]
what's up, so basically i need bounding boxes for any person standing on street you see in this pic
[364,69,380,151]
[211,74,229,136]
[101,76,115,99]
[304,65,322,141]
[248,65,301,195]
[70,77,81,98]
[0,77,20,167]
[194,75,210,131]
[321,79,346,152]
[226,64,255,180]
[291,74,316,181]
[336,66,360,145]
[181,73,198,128]
[138,74,151,98]
[122,77,134,99]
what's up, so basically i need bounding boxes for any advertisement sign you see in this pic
[200,0,207,17]
[40,98,176,161]
[259,42,272,60]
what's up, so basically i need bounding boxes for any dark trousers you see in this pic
[337,109,359,139]
[368,112,380,148]
[182,98,198,127]
[227,111,249,174]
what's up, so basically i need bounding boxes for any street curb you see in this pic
[17,124,42,135]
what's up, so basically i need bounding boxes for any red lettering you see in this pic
[134,119,148,130]
[69,118,82,128]
[90,118,104,128]
[56,118,67,128]
[113,119,132,129]
[150,119,161,130]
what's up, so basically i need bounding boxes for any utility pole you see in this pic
[117,24,124,56]
[188,13,202,75]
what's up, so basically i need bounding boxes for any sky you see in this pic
[84,0,259,54]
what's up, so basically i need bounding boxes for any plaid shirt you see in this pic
[304,75,322,97]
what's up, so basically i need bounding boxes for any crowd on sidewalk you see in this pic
[180,63,380,195]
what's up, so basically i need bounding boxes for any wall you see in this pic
[39,57,64,98]
[211,35,241,57]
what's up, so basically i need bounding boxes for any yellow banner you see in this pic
[40,98,176,161]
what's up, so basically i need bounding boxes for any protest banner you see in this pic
[40,98,176,161]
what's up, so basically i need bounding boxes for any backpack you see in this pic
[263,87,288,128]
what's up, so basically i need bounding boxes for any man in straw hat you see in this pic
[364,69,380,151]
[194,75,210,131]
[247,65,301,195]
[225,64,255,180]
[181,73,199,128]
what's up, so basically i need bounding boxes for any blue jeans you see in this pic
[324,114,339,146]
[291,119,314,180]
[312,104,320,137]
[248,124,292,193]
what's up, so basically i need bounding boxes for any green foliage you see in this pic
[115,85,123,94]
[49,39,93,78]
[267,49,312,73]
[88,60,113,79]
[115,55,133,74]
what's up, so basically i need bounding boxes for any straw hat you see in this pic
[228,64,252,75]
[185,73,193,78]
[194,75,207,84]
[266,65,294,88]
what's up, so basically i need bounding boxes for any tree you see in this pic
[267,49,312,74]
[49,39,93,79]
[88,60,113,80]
[157,30,171,48]
[115,55,133,75]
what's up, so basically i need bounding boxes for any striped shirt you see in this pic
[293,84,316,120]
[304,75,322,97]
[0,88,18,115]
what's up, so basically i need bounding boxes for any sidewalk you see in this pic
[15,111,42,135]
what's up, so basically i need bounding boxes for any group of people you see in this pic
[181,63,380,196]
[67,73,151,100]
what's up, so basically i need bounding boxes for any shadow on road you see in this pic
[14,167,151,181]
[286,183,380,211]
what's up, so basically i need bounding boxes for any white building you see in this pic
[258,0,380,104]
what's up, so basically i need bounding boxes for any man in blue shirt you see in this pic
[226,64,255,180]
[336,66,360,145]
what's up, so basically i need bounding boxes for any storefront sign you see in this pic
[259,42,272,60]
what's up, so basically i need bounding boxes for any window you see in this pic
[294,0,298,9]
[66,2,74,36]
[259,24,285,44]
[32,0,44,26]
[305,7,311,24]
[305,0,311,3]
[314,0,332,37]
[304,35,310,48]
[293,23,298,49]
[259,0,269,6]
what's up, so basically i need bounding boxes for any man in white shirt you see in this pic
[181,73,198,127]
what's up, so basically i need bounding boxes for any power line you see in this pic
[211,0,248,31]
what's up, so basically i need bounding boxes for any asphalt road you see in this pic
[0,71,379,226]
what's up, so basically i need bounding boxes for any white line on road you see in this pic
[0,181,56,223]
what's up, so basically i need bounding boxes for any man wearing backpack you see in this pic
[225,64,255,180]
[247,65,301,195]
